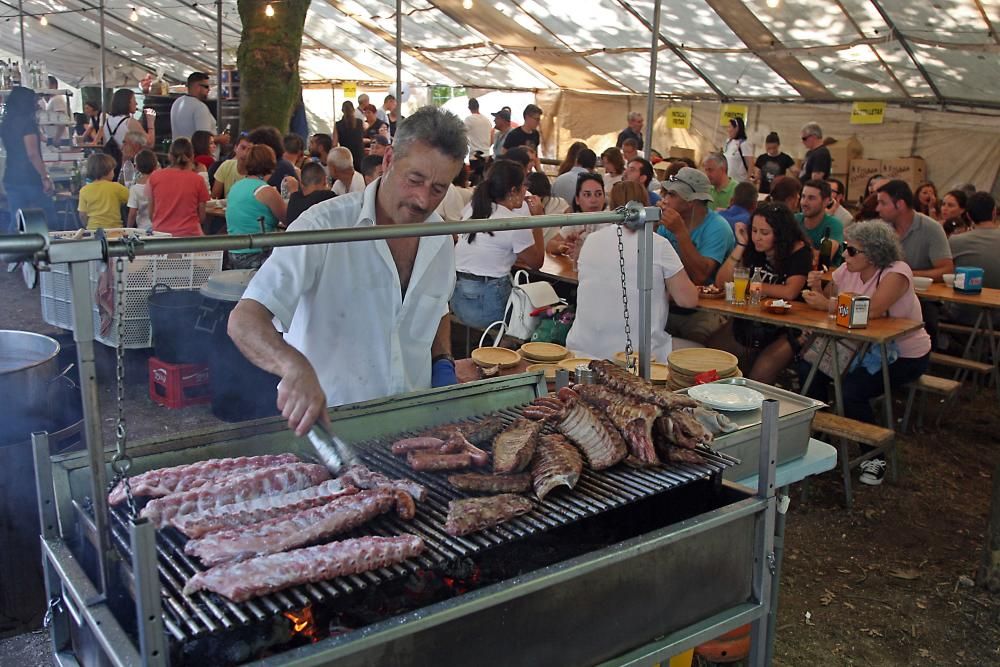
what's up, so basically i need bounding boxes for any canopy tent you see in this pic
[1,0,997,108]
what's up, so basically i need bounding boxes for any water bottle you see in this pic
[280,177,290,201]
[749,267,765,307]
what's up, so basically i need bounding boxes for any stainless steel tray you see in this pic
[679,378,826,481]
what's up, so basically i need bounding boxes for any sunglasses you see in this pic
[843,244,863,257]
[667,173,697,192]
[800,136,809,141]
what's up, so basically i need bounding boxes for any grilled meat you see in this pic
[171,480,357,539]
[183,535,425,602]
[589,359,698,410]
[407,451,473,471]
[444,494,534,536]
[184,488,400,567]
[140,463,330,528]
[420,415,506,449]
[492,418,543,474]
[555,398,628,470]
[108,454,299,505]
[390,437,447,455]
[530,434,583,500]
[692,406,738,435]
[665,446,704,465]
[573,384,661,466]
[339,464,427,503]
[655,410,714,451]
[447,472,532,494]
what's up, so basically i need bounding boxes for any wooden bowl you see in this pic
[557,357,595,375]
[667,348,739,376]
[519,342,569,362]
[472,346,522,369]
[526,363,561,381]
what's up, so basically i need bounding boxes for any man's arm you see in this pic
[913,222,955,281]
[430,314,458,387]
[228,299,328,435]
[661,208,719,285]
[431,313,451,359]
[913,257,954,282]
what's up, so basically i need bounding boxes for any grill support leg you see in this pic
[131,519,169,666]
[750,399,778,667]
[33,432,72,659]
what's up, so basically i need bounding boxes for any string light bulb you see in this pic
[462,0,473,8]
[766,0,779,7]
[130,7,138,21]
[39,15,47,25]
[265,3,275,16]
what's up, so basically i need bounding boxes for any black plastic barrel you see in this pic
[196,270,280,422]
[148,284,205,364]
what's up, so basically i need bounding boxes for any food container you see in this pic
[679,378,825,481]
[764,299,792,314]
[836,292,870,329]
[954,266,984,294]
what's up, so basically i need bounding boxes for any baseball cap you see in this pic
[373,135,390,146]
[662,167,712,202]
[491,106,511,121]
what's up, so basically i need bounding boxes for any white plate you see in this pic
[687,383,765,411]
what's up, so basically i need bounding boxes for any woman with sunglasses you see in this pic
[451,160,545,329]
[545,172,606,258]
[800,220,931,483]
[567,179,698,360]
[708,202,812,383]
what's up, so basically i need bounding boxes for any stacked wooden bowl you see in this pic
[666,348,740,391]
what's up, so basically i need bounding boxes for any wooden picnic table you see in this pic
[527,251,578,285]
[696,296,923,427]
[916,283,1000,391]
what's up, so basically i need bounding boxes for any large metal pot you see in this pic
[0,330,61,446]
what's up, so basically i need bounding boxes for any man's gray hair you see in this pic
[328,146,354,171]
[627,111,642,122]
[391,105,467,162]
[702,152,727,170]
[124,130,147,147]
[801,122,823,139]
[845,220,903,269]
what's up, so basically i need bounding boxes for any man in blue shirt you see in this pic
[658,167,736,344]
[718,181,758,236]
[624,157,661,205]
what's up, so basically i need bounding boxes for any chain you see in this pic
[616,223,635,372]
[108,256,137,519]
[42,596,63,628]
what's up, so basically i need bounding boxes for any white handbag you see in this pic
[480,270,561,345]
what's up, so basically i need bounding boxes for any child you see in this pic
[78,153,129,230]
[127,149,158,231]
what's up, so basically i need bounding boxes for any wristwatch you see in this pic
[432,353,455,364]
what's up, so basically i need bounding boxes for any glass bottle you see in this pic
[749,267,765,306]
[818,226,834,270]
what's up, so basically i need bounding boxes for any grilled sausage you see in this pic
[406,451,473,471]
[391,437,446,455]
[394,490,416,519]
[533,397,565,410]
[522,406,558,421]
[557,387,579,402]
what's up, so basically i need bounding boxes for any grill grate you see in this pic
[108,403,738,643]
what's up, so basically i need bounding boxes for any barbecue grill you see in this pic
[34,373,780,666]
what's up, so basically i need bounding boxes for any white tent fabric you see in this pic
[1,0,997,109]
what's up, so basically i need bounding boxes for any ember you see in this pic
[283,605,318,641]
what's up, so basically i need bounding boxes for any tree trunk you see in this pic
[976,462,1000,592]
[236,0,310,132]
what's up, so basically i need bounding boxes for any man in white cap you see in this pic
[657,166,736,343]
[490,106,512,159]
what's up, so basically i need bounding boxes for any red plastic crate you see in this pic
[148,357,211,409]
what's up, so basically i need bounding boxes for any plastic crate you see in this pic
[148,357,211,409]
[91,252,223,348]
[39,229,171,332]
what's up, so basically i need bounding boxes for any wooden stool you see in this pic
[900,374,961,433]
[811,411,896,509]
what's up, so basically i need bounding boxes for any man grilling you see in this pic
[228,106,468,435]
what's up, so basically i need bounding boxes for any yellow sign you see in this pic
[720,104,748,127]
[850,101,886,125]
[342,82,357,100]
[666,107,691,129]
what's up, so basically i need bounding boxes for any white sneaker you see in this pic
[859,458,887,486]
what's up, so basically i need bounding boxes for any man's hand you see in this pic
[276,357,329,436]
[806,270,825,292]
[660,207,687,235]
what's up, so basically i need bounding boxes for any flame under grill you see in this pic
[107,404,737,644]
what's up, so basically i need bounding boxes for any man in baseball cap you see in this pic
[490,106,512,159]
[658,166,736,343]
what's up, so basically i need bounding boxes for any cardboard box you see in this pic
[667,146,696,162]
[847,159,884,202]
[826,136,863,175]
[882,157,926,191]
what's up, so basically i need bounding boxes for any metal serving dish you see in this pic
[679,378,825,481]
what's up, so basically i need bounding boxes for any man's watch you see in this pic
[432,353,455,364]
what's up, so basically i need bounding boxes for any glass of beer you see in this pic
[733,267,749,305]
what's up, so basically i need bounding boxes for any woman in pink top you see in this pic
[800,220,931,484]
[148,138,209,237]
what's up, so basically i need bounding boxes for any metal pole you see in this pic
[130,520,168,666]
[99,0,106,109]
[395,0,402,103]
[636,219,653,380]
[749,398,778,667]
[216,0,223,136]
[17,0,25,64]
[644,0,662,155]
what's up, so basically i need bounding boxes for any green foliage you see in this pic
[236,0,311,131]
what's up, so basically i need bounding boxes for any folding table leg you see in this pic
[880,343,894,428]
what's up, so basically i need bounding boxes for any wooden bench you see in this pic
[938,322,1000,340]
[811,411,896,509]
[900,374,962,432]
[929,351,994,390]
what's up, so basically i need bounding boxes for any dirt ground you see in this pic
[2,262,999,665]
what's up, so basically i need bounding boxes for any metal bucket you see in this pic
[0,330,61,446]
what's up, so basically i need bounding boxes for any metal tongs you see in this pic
[306,422,361,475]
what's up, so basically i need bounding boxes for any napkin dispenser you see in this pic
[836,292,870,329]
[954,266,983,293]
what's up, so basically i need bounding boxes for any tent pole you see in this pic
[644,0,661,155]
[216,0,223,135]
[17,0,24,64]
[99,0,106,107]
[395,0,402,102]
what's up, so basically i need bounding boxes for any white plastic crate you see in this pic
[39,229,171,332]
[91,252,223,348]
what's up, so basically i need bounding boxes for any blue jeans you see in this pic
[450,275,512,330]
[4,184,58,233]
